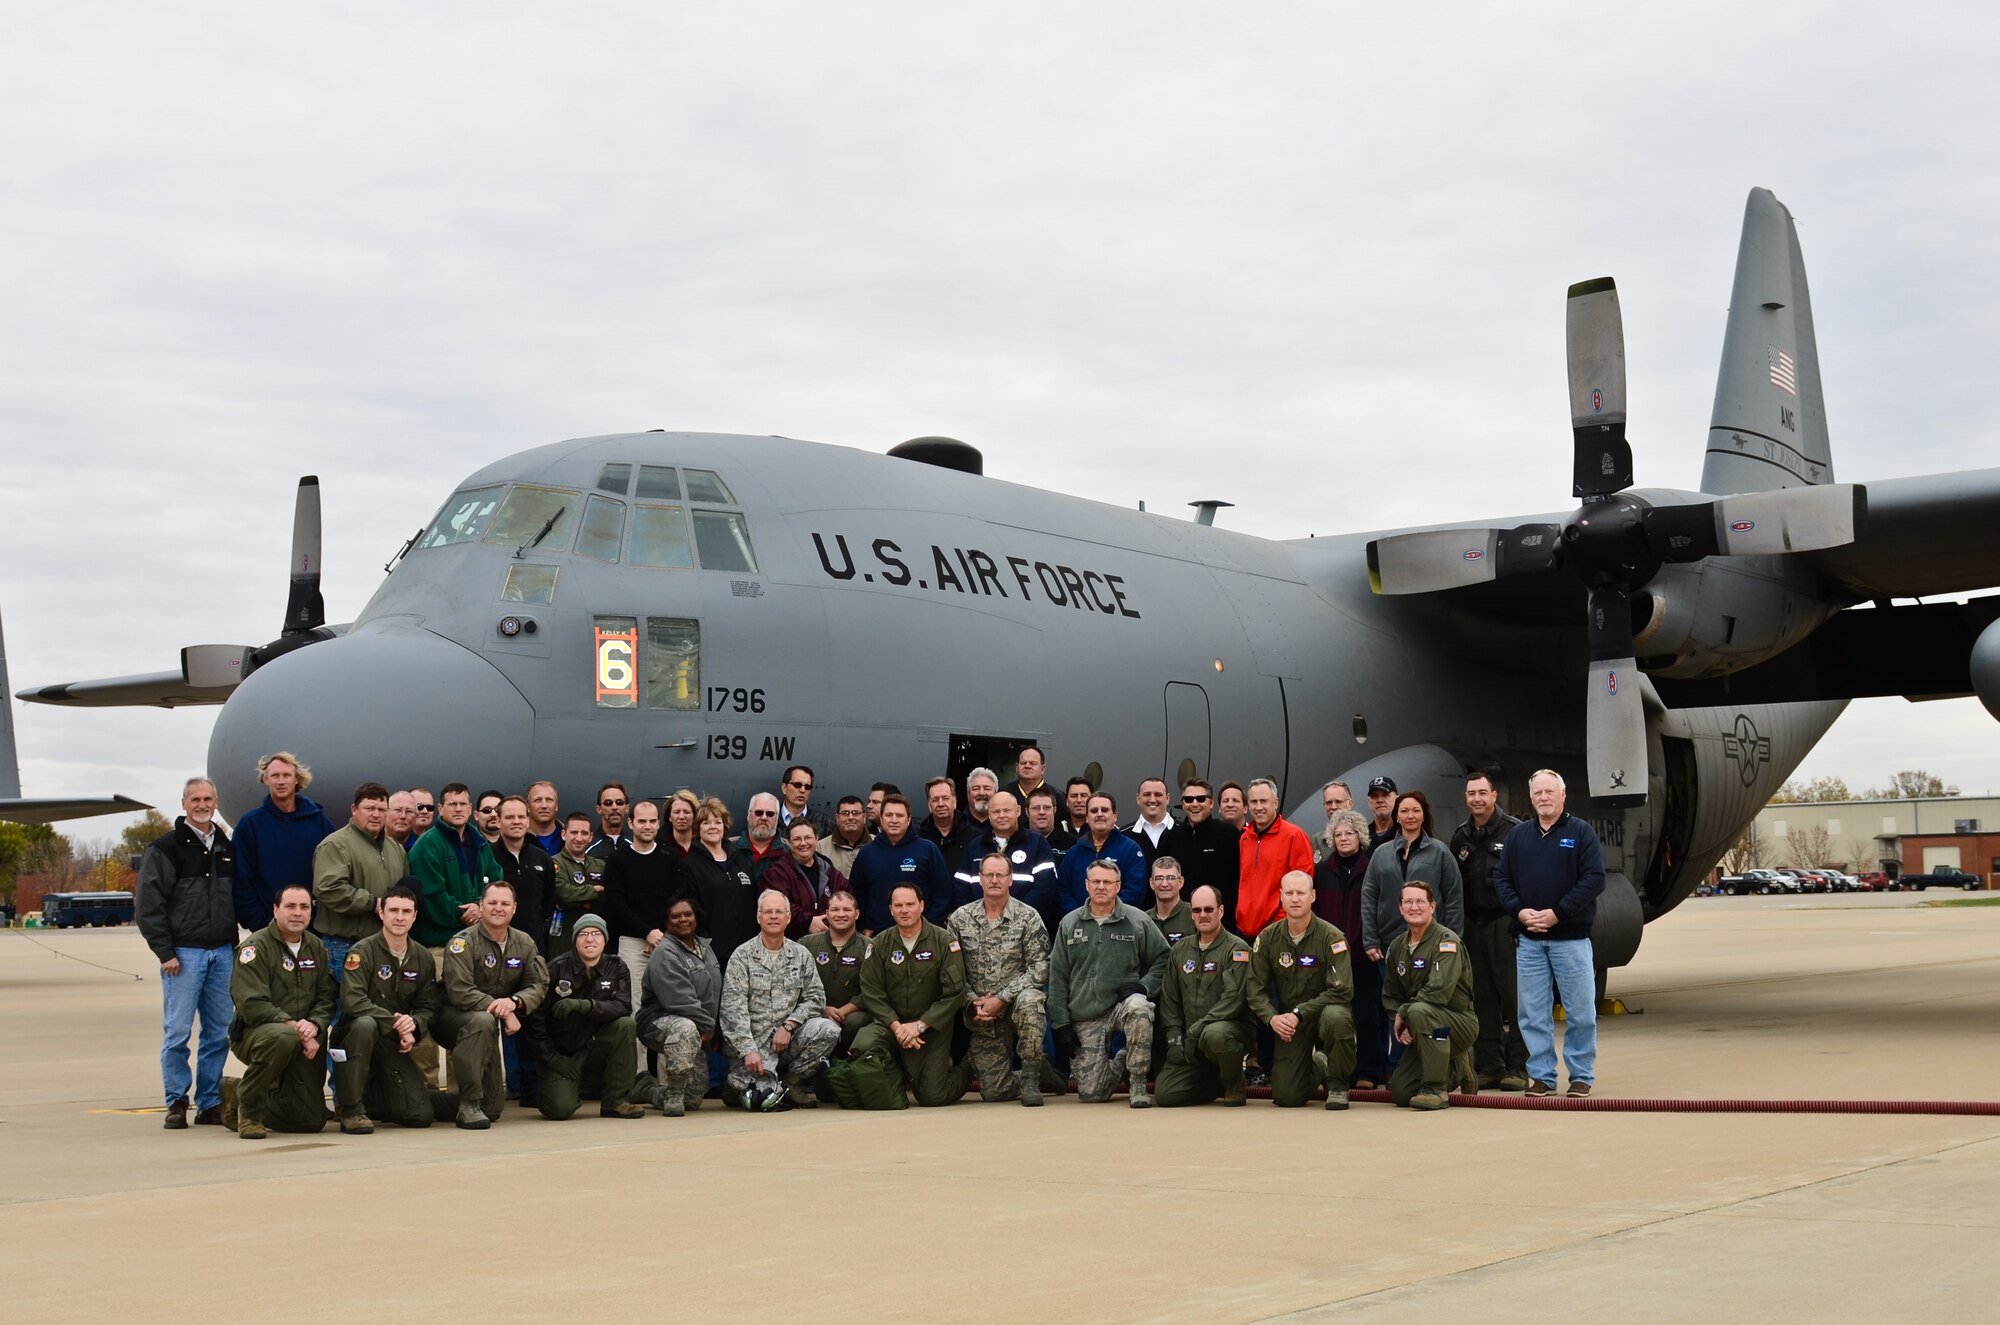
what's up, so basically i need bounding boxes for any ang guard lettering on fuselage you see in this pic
[810,532,1141,619]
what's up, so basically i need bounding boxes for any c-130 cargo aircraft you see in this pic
[11,188,2000,981]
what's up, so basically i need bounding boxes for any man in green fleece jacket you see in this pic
[1049,859,1169,1107]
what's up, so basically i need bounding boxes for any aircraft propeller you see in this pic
[1365,279,1864,807]
[180,476,337,691]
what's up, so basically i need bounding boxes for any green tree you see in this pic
[118,810,173,860]
[0,824,65,905]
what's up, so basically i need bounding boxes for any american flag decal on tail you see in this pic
[1769,347,1797,396]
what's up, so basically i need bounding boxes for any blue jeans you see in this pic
[1516,936,1596,1086]
[320,934,355,1106]
[162,945,234,1108]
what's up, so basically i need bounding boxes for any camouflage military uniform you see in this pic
[638,934,721,1112]
[799,929,872,1054]
[947,896,1050,1102]
[1382,921,1478,1106]
[855,919,969,1107]
[1049,903,1169,1103]
[228,925,338,1134]
[1247,915,1357,1107]
[331,930,444,1127]
[1155,930,1256,1107]
[435,926,550,1122]
[546,850,607,961]
[719,936,841,1095]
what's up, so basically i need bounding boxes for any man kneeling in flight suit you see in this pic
[1248,870,1358,1110]
[853,883,970,1106]
[528,913,647,1119]
[1383,880,1478,1111]
[1050,859,1170,1107]
[223,883,336,1139]
[1156,885,1257,1107]
[331,881,449,1131]
[434,880,550,1129]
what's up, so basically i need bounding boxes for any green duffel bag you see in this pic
[823,1048,909,1110]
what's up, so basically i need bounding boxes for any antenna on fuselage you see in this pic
[1189,500,1234,527]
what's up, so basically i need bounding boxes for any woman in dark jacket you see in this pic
[1314,809,1386,1088]
[678,798,758,969]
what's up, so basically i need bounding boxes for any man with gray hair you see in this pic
[1493,769,1605,1098]
[137,776,236,1129]
[1315,780,1353,860]
[949,853,1052,1105]
[719,891,841,1109]
[1050,858,1170,1107]
[964,767,999,829]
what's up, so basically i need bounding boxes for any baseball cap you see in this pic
[1367,776,1397,795]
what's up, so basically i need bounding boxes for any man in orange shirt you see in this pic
[1234,778,1314,937]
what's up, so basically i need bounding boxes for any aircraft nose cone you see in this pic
[208,624,533,819]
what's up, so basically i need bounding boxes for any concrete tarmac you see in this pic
[3,894,1997,1323]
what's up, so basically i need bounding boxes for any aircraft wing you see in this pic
[0,794,154,825]
[14,669,234,709]
[1810,467,2000,600]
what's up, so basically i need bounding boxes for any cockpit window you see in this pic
[629,505,693,569]
[482,485,580,551]
[636,465,681,500]
[574,495,625,563]
[692,510,758,573]
[596,463,632,495]
[417,487,504,549]
[684,469,734,504]
[501,564,559,604]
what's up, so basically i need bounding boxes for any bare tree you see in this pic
[1865,770,1957,799]
[1787,824,1835,869]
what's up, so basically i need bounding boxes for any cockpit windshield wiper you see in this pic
[516,506,566,558]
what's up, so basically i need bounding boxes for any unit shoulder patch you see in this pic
[238,944,257,964]
[344,951,363,971]
[448,938,467,954]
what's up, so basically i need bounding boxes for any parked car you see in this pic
[1855,871,1891,891]
[1903,867,1985,892]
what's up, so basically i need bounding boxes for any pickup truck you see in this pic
[1716,869,1792,896]
[1902,867,1985,892]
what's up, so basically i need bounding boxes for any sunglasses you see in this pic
[1182,794,1210,803]
[786,780,813,790]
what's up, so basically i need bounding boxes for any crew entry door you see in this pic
[1163,682,1211,788]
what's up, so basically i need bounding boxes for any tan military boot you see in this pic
[219,1076,239,1132]
[339,1109,374,1135]
[1454,1051,1479,1095]
[236,1115,267,1140]
[600,1100,647,1119]
[455,1101,491,1130]
[1222,1075,1248,1107]
[1411,1088,1451,1111]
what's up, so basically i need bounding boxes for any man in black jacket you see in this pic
[1449,771,1526,1089]
[527,915,646,1119]
[136,777,236,1129]
[1160,779,1240,928]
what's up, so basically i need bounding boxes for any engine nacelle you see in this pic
[1631,558,1838,680]
[1973,616,2000,722]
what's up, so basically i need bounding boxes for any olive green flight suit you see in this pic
[229,926,338,1133]
[435,926,550,1119]
[1147,899,1197,1076]
[799,929,873,1054]
[332,931,445,1127]
[1381,922,1478,1105]
[1247,915,1357,1107]
[855,920,968,1106]
[546,851,606,961]
[1155,930,1256,1107]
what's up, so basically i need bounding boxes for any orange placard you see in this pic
[594,623,639,707]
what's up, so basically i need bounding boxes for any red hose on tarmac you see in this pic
[1336,1089,2000,1115]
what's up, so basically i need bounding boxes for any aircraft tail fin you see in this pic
[1703,188,1834,494]
[0,607,21,799]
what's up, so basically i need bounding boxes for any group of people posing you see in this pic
[135,745,1607,1135]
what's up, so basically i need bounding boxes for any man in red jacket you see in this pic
[1235,778,1314,937]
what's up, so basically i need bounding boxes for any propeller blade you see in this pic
[1644,483,1866,563]
[1567,277,1633,499]
[1367,523,1562,595]
[181,644,256,690]
[1584,582,1647,806]
[282,475,325,636]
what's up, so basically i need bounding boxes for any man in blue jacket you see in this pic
[1492,769,1606,1098]
[232,751,336,933]
[1057,793,1148,912]
[847,794,951,933]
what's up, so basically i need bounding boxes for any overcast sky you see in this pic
[5,4,1998,838]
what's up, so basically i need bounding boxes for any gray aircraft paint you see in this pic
[12,187,2000,973]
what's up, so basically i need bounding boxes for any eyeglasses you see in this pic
[477,805,501,815]
[786,780,813,790]
[750,809,778,817]
[1182,794,1210,803]
[599,798,628,807]
[1189,905,1219,914]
